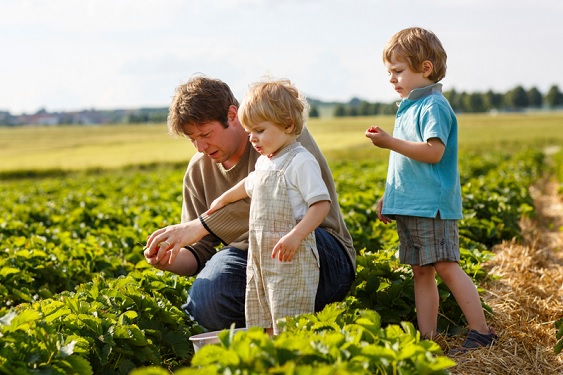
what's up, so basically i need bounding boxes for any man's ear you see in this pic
[422,60,434,78]
[227,105,238,125]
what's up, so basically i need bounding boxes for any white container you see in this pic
[190,328,248,353]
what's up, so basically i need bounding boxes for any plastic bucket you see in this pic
[189,328,248,352]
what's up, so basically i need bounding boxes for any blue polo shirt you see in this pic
[382,83,462,220]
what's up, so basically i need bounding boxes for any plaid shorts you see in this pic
[395,214,460,266]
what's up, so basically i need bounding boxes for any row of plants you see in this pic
[0,270,198,374]
[171,306,454,375]
[0,170,182,312]
[0,148,545,373]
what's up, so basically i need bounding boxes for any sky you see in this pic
[1,0,562,115]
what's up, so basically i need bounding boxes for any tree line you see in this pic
[312,84,563,117]
[3,84,562,126]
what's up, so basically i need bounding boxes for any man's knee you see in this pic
[182,248,247,331]
[184,278,245,331]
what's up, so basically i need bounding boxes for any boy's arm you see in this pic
[271,200,330,262]
[206,178,249,215]
[390,137,445,163]
[366,126,445,163]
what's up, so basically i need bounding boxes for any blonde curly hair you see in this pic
[238,77,309,135]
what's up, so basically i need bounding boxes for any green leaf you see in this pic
[191,345,239,367]
[0,267,20,278]
[61,355,94,375]
[118,310,138,325]
[3,309,41,330]
[113,324,149,346]
[162,330,191,357]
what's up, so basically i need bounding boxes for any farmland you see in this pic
[1,112,562,175]
[1,113,562,374]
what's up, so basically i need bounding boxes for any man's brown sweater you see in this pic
[181,127,356,273]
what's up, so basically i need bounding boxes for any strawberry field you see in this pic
[1,134,556,374]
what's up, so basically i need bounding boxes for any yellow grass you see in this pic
[0,124,192,172]
[0,112,561,173]
[440,179,563,374]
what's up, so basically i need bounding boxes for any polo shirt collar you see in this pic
[406,83,443,101]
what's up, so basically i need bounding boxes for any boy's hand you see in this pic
[206,197,225,215]
[271,233,300,262]
[365,126,392,149]
[376,198,393,224]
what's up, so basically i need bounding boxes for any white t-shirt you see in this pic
[245,144,331,221]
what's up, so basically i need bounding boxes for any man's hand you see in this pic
[145,219,207,264]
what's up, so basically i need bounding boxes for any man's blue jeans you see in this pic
[182,227,355,331]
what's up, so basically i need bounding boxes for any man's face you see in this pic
[184,121,241,165]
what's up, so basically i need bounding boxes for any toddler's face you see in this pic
[244,121,295,158]
[385,57,433,98]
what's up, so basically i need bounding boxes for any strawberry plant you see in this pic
[162,306,455,375]
[0,269,200,374]
[0,146,548,373]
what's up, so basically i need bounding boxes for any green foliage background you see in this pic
[0,113,561,374]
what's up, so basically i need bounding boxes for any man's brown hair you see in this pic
[168,75,239,136]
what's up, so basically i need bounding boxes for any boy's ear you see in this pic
[285,121,295,134]
[422,60,434,78]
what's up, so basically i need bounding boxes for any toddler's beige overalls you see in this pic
[246,148,320,334]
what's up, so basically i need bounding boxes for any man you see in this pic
[144,75,355,331]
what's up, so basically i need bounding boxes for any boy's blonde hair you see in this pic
[383,27,447,82]
[238,78,309,135]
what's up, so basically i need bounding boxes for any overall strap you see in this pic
[278,147,302,171]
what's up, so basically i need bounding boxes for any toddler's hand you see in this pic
[271,234,300,262]
[206,197,224,215]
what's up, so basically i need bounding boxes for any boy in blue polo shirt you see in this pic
[365,27,498,354]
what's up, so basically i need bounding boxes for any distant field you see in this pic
[0,124,191,173]
[0,112,561,174]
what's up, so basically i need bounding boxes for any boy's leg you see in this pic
[314,227,356,311]
[182,247,247,331]
[434,261,490,333]
[412,264,439,338]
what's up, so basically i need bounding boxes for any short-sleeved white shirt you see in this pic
[245,143,330,220]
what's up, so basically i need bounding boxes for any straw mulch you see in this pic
[435,178,563,374]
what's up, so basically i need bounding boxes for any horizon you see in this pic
[5,80,562,117]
